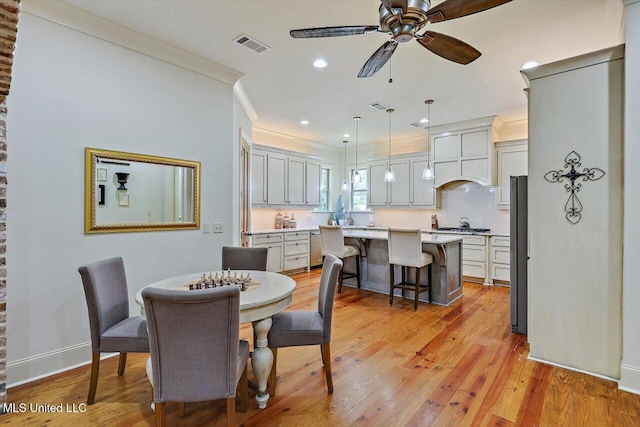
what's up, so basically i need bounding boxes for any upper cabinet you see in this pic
[432,119,499,188]
[410,158,441,208]
[495,140,528,208]
[252,148,322,207]
[368,160,410,206]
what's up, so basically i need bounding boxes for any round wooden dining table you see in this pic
[135,270,296,409]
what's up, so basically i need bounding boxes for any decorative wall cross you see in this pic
[544,151,605,224]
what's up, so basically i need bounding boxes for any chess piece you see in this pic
[189,284,194,290]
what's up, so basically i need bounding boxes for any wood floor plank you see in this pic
[4,271,640,426]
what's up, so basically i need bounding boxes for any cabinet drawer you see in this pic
[284,255,308,271]
[252,233,283,245]
[491,263,510,282]
[491,246,510,264]
[463,261,486,278]
[490,236,510,247]
[284,231,310,242]
[284,240,309,256]
[462,235,486,246]
[463,245,486,262]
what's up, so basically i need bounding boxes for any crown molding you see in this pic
[234,82,258,123]
[22,0,244,85]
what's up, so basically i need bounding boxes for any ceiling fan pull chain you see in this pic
[389,57,393,84]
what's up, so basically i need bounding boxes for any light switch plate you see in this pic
[203,223,211,234]
[213,222,223,233]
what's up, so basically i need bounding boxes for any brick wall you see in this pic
[0,0,21,412]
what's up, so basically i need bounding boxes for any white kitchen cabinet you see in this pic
[432,124,496,188]
[496,140,528,208]
[490,235,510,283]
[251,150,268,205]
[287,156,306,205]
[410,158,441,208]
[266,153,287,205]
[250,232,284,272]
[447,233,489,283]
[367,160,410,206]
[305,160,321,206]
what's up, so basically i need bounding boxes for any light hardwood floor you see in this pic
[4,269,640,426]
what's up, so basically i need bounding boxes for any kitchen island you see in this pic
[341,229,463,306]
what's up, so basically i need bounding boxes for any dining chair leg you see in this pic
[401,266,406,299]
[414,267,421,311]
[321,343,334,393]
[226,398,236,427]
[428,264,432,302]
[239,364,248,413]
[155,401,166,427]
[268,348,278,397]
[177,402,185,417]
[389,264,395,306]
[355,255,361,288]
[338,266,344,294]
[87,353,100,405]
[117,352,127,376]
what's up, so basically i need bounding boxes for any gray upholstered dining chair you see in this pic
[318,225,360,293]
[388,228,433,311]
[142,286,249,427]
[78,257,150,405]
[222,246,269,271]
[267,254,343,396]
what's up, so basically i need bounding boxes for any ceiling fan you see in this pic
[290,0,512,78]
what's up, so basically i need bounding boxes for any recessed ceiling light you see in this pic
[300,120,309,125]
[420,118,429,123]
[343,133,350,138]
[522,61,538,70]
[313,59,328,68]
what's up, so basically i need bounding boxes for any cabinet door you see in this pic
[267,154,287,205]
[305,161,321,206]
[368,162,389,206]
[388,160,410,205]
[287,157,306,205]
[410,158,438,207]
[267,243,283,272]
[497,143,528,208]
[251,151,267,205]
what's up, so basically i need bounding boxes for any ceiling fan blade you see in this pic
[381,0,408,14]
[417,31,481,65]
[426,0,512,23]
[290,26,379,38]
[358,41,398,78]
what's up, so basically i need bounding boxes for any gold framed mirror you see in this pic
[85,148,200,233]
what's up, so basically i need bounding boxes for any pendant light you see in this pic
[384,108,396,182]
[422,99,434,180]
[352,117,362,184]
[341,140,350,191]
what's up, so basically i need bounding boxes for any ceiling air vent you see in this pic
[233,34,270,54]
[369,102,388,111]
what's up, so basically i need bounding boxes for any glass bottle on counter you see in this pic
[275,209,283,229]
[283,211,290,229]
[289,213,297,229]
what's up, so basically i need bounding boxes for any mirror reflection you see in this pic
[85,148,200,233]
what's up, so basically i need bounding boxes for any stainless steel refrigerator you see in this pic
[510,175,528,334]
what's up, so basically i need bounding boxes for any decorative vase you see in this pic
[335,195,345,223]
[115,172,129,190]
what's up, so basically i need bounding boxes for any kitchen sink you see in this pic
[436,227,491,233]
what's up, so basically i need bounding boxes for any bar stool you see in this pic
[318,225,361,293]
[388,228,433,311]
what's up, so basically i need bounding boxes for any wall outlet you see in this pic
[213,222,223,233]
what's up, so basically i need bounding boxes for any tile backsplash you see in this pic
[252,181,510,234]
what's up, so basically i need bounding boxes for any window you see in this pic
[320,167,330,211]
[350,168,368,211]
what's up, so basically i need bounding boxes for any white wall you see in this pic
[6,10,239,385]
[620,0,640,394]
[524,47,624,379]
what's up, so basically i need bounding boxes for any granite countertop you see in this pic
[247,226,509,238]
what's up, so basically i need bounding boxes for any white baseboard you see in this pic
[619,364,640,395]
[6,342,117,388]
[527,355,618,383]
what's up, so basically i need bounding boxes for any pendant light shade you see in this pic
[352,117,362,184]
[384,108,395,183]
[341,140,350,191]
[422,99,434,181]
